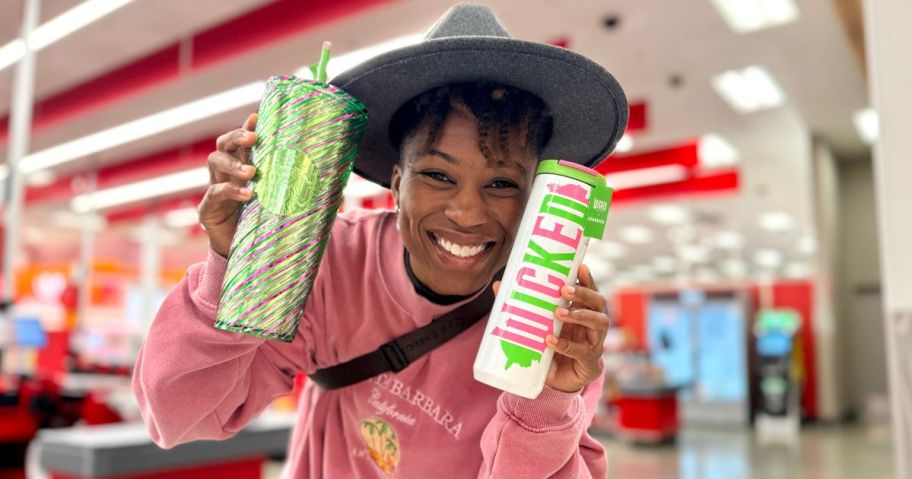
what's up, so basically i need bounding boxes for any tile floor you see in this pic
[263,424,896,478]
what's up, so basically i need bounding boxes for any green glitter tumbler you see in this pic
[215,53,368,342]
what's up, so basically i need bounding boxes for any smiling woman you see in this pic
[391,83,552,296]
[133,4,626,478]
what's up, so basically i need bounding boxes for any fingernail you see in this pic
[241,165,254,174]
[239,187,252,195]
[556,307,569,316]
[564,286,575,295]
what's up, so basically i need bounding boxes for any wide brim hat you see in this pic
[331,3,628,188]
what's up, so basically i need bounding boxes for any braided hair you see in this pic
[391,82,553,168]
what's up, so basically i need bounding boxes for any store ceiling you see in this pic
[0,0,869,284]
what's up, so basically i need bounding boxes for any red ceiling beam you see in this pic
[611,169,739,204]
[0,0,396,142]
[597,141,698,174]
[105,193,205,225]
[25,136,215,205]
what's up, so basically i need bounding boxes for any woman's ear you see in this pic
[390,163,403,209]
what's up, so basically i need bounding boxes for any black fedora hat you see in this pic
[331,3,628,188]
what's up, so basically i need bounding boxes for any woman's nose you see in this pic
[444,186,487,229]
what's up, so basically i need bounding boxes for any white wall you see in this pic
[863,0,912,476]
[836,158,888,421]
[811,140,842,421]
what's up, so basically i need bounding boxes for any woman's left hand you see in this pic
[491,264,610,395]
[545,264,609,394]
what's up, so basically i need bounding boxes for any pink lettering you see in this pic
[502,302,554,331]
[492,327,546,352]
[505,317,550,339]
[516,266,564,299]
[533,215,582,250]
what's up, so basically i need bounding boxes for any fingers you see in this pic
[561,283,606,313]
[492,280,501,296]
[555,307,608,345]
[208,150,256,184]
[216,125,257,154]
[546,332,602,371]
[211,115,258,185]
[577,264,599,292]
[242,112,258,131]
[204,182,253,206]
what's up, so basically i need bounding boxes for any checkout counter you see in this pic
[32,413,293,479]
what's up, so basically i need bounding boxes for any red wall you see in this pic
[614,280,819,420]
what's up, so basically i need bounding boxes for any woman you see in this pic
[133,5,627,478]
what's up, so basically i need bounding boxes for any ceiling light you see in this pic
[721,258,748,278]
[853,108,878,145]
[784,262,810,278]
[25,35,421,176]
[649,204,691,225]
[25,169,56,187]
[710,0,799,34]
[712,65,785,113]
[715,230,744,249]
[668,224,697,244]
[632,265,654,282]
[759,211,794,232]
[296,34,423,79]
[30,0,135,50]
[652,255,678,274]
[620,225,654,244]
[677,244,711,263]
[71,167,209,213]
[694,267,719,282]
[698,134,739,168]
[614,134,634,154]
[754,248,783,268]
[798,234,817,255]
[52,211,106,231]
[604,165,688,190]
[613,274,635,287]
[0,40,25,71]
[23,82,265,175]
[163,207,200,229]
[329,34,423,77]
[585,259,615,279]
[591,240,627,259]
[68,167,404,214]
[0,0,134,73]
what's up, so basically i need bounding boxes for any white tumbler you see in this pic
[473,159,613,399]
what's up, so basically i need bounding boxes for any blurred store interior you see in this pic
[0,0,908,478]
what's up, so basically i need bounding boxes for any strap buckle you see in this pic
[380,341,410,373]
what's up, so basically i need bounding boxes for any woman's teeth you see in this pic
[436,236,487,258]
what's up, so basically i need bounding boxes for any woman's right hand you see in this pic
[199,113,258,258]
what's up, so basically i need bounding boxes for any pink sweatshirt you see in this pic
[133,209,607,478]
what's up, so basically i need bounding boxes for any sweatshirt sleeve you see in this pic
[132,250,322,449]
[478,370,608,478]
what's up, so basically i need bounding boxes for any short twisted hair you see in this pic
[391,82,553,168]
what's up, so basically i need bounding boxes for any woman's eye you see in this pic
[489,179,519,189]
[421,171,451,183]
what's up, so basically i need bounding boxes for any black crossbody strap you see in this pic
[307,276,499,390]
